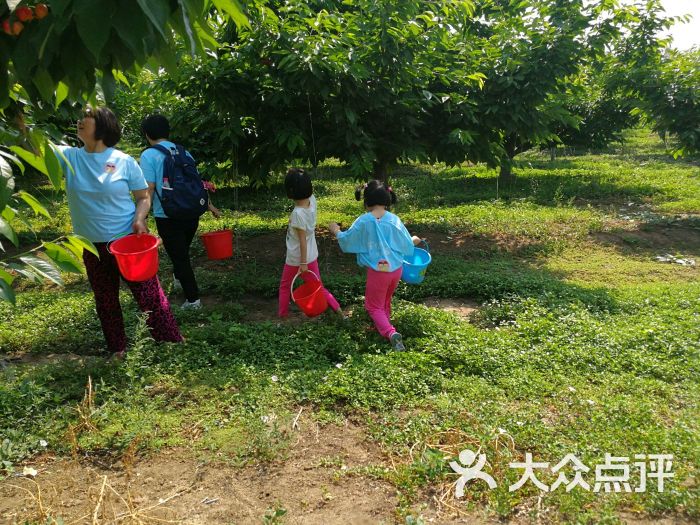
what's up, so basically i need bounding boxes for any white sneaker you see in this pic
[173,275,183,292]
[181,299,201,310]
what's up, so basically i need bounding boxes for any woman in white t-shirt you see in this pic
[278,168,341,318]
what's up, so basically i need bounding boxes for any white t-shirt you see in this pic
[285,195,319,266]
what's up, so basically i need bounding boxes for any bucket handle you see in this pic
[290,269,321,297]
[419,239,430,252]
[106,231,161,255]
[106,231,135,255]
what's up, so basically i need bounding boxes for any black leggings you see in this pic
[155,217,200,302]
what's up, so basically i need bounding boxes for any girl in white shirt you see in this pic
[278,168,341,317]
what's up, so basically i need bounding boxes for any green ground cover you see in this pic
[1,129,698,523]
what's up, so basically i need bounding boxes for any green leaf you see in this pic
[17,191,51,218]
[0,217,19,247]
[8,263,41,283]
[0,267,14,286]
[212,0,250,28]
[62,240,84,261]
[74,0,117,61]
[193,20,219,49]
[113,3,152,61]
[52,145,75,176]
[99,69,117,105]
[66,234,99,257]
[0,150,26,175]
[1,206,32,233]
[112,69,130,87]
[0,156,14,209]
[38,22,57,60]
[0,278,15,305]
[33,68,56,102]
[176,0,199,55]
[150,43,179,76]
[43,242,84,274]
[44,143,63,190]
[136,0,171,41]
[19,254,63,286]
[10,146,48,177]
[55,81,70,109]
[345,108,357,125]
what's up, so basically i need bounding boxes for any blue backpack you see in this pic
[149,143,209,220]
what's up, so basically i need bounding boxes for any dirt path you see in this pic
[0,420,407,524]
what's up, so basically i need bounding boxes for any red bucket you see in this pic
[201,229,233,260]
[109,234,160,282]
[291,270,328,317]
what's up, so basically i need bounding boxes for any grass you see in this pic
[1,129,699,523]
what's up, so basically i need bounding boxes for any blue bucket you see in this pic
[402,240,431,285]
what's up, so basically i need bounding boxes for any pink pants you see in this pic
[278,260,340,317]
[365,267,402,339]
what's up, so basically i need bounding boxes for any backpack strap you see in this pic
[149,143,208,181]
[148,143,175,156]
[146,144,177,207]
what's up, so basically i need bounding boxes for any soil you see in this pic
[237,294,348,324]
[0,420,409,525]
[211,228,542,269]
[593,223,700,256]
[420,298,479,320]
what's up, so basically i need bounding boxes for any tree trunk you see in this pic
[373,159,389,183]
[499,136,518,183]
[499,163,514,183]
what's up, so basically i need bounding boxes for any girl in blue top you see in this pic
[329,180,421,351]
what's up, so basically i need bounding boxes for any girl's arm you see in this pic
[202,181,221,218]
[208,201,222,218]
[329,217,367,254]
[296,228,308,272]
[394,222,417,256]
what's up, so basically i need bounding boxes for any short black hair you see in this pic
[85,106,121,147]
[285,168,313,200]
[141,114,170,141]
[355,179,397,208]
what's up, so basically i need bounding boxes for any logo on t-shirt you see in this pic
[104,162,117,174]
[377,260,390,272]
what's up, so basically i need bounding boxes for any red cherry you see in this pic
[11,21,23,35]
[2,19,11,35]
[34,3,49,20]
[16,6,33,22]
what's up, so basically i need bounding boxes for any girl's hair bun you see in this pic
[357,180,396,208]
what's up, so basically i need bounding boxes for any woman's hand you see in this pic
[132,218,149,234]
[328,222,341,236]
